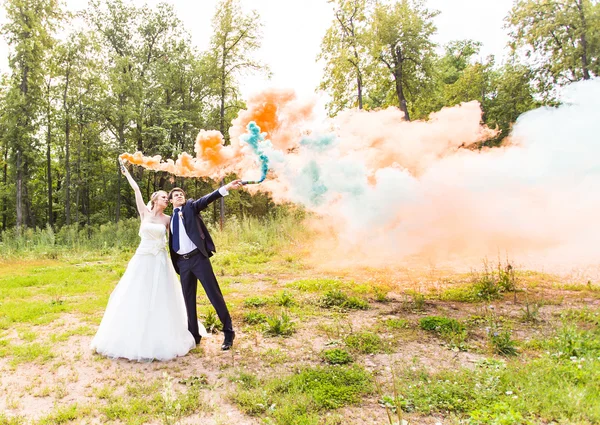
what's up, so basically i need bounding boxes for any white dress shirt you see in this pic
[171,186,229,255]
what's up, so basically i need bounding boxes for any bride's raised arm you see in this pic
[119,158,148,218]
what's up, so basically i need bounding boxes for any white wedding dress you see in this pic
[91,221,196,361]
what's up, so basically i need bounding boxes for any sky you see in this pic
[0,0,515,100]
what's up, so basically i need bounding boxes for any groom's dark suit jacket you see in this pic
[168,189,223,274]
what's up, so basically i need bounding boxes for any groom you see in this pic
[168,179,243,350]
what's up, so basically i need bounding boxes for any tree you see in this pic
[2,0,60,229]
[485,62,540,144]
[370,0,438,120]
[507,0,600,89]
[206,0,265,228]
[318,0,372,114]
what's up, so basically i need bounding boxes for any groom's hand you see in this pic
[224,179,243,191]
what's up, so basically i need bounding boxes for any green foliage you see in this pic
[243,296,268,308]
[274,290,296,307]
[488,328,518,357]
[393,325,600,422]
[202,309,223,333]
[37,404,80,425]
[264,311,296,337]
[383,318,409,329]
[321,348,353,365]
[507,0,600,86]
[441,261,518,302]
[372,286,390,302]
[420,316,468,349]
[345,331,387,354]
[287,278,346,293]
[319,290,369,310]
[231,365,372,423]
[318,0,371,114]
[0,414,25,425]
[403,291,426,311]
[243,311,267,325]
[544,324,600,359]
[370,0,439,120]
[419,316,464,334]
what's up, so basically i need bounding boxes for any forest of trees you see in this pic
[0,0,598,233]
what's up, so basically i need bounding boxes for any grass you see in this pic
[230,365,372,424]
[319,290,369,310]
[419,316,468,350]
[345,331,388,354]
[439,260,519,303]
[0,341,55,366]
[387,311,600,423]
[1,217,599,425]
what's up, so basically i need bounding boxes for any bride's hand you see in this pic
[118,158,129,175]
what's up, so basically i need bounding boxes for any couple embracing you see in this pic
[90,160,243,361]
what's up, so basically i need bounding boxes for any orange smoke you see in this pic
[230,88,315,151]
[120,88,316,182]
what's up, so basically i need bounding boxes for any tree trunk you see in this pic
[2,146,8,230]
[577,0,591,80]
[65,116,71,225]
[46,100,53,228]
[393,46,410,121]
[16,149,23,230]
[352,49,363,109]
[64,64,72,225]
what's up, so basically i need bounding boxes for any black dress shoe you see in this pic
[221,331,235,351]
[195,336,202,345]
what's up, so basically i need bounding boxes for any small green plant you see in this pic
[160,373,185,425]
[179,374,209,387]
[384,318,409,329]
[244,296,268,308]
[373,287,390,303]
[264,311,295,337]
[520,299,541,323]
[487,323,517,356]
[322,348,353,365]
[419,316,464,334]
[344,296,369,310]
[230,370,260,390]
[319,290,369,310]
[490,330,517,356]
[320,289,348,308]
[472,260,519,302]
[243,311,267,325]
[274,291,296,307]
[345,331,386,354]
[203,309,223,333]
[420,316,468,350]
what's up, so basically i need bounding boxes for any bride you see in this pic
[90,159,197,361]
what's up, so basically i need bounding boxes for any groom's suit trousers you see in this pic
[177,253,233,343]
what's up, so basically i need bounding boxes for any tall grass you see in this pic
[0,212,307,259]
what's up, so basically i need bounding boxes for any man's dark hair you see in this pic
[168,187,186,200]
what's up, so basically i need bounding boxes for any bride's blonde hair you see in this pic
[147,190,168,211]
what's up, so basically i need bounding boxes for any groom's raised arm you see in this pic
[190,179,244,213]
[190,189,223,213]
